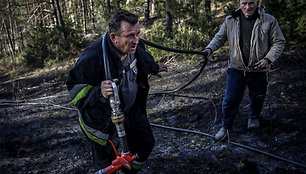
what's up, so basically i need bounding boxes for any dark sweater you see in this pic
[239,11,258,66]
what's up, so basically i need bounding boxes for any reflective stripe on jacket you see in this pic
[206,8,286,72]
[69,84,93,106]
[78,111,108,146]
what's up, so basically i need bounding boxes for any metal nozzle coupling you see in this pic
[109,82,125,125]
[111,113,125,125]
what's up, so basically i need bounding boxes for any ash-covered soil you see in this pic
[0,44,305,174]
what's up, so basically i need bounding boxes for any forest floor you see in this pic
[0,43,305,174]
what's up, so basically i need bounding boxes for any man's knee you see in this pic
[223,94,242,107]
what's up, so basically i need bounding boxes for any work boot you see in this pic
[248,118,260,130]
[214,127,228,141]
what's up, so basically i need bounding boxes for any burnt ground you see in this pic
[0,44,305,174]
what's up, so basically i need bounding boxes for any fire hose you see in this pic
[141,39,209,95]
[94,82,137,174]
[93,33,137,174]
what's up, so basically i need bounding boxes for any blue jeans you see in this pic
[222,68,267,129]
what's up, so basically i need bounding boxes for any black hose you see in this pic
[229,142,306,169]
[141,39,209,95]
[149,58,208,95]
[141,39,208,56]
[2,99,305,170]
[150,123,214,138]
[150,123,306,169]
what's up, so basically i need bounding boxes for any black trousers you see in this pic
[91,104,155,173]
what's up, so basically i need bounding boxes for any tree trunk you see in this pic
[73,0,79,25]
[205,0,211,13]
[53,0,66,38]
[107,0,111,13]
[152,0,155,15]
[8,1,16,55]
[89,0,95,30]
[165,0,173,37]
[1,1,15,57]
[54,0,65,27]
[81,0,87,34]
[144,0,150,22]
[2,21,15,57]
[205,0,211,20]
[51,0,59,26]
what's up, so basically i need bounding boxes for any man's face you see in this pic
[112,21,140,56]
[240,0,258,18]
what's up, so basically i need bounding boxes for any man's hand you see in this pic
[158,63,168,72]
[203,48,212,58]
[101,79,118,99]
[155,63,168,78]
[203,48,215,61]
[254,59,268,70]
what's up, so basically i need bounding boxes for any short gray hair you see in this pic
[240,0,259,3]
[108,10,139,34]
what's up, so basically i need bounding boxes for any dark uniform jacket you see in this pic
[66,33,159,146]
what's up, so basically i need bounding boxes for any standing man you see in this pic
[67,10,167,173]
[203,0,285,141]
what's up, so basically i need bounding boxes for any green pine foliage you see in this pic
[144,0,225,61]
[264,0,306,42]
[2,0,304,71]
[145,20,174,60]
[24,24,50,68]
[24,17,82,68]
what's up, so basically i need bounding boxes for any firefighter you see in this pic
[66,10,167,173]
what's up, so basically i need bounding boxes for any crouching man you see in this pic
[66,10,167,173]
